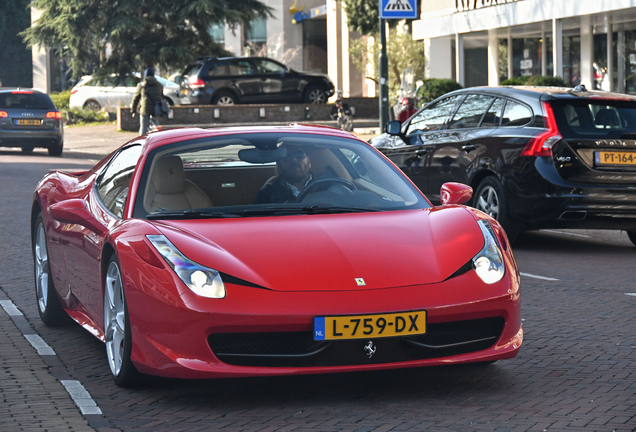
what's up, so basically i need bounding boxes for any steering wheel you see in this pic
[297,178,356,202]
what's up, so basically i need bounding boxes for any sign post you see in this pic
[378,0,418,131]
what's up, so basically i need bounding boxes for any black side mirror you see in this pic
[385,120,401,135]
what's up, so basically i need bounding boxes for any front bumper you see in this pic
[120,244,521,379]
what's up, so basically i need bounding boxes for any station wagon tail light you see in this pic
[189,78,205,88]
[147,235,226,298]
[472,220,505,284]
[11,90,33,94]
[0,111,7,118]
[70,89,79,95]
[520,102,562,157]
[47,112,63,120]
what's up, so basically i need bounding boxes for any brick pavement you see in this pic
[0,126,635,431]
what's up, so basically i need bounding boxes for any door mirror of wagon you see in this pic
[49,199,107,235]
[440,182,473,205]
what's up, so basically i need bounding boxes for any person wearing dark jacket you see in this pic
[254,145,315,204]
[131,68,163,135]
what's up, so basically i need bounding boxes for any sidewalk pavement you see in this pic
[0,289,95,431]
[63,123,379,161]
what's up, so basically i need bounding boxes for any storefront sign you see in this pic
[455,0,521,13]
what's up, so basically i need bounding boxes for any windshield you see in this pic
[133,132,429,219]
[551,99,636,139]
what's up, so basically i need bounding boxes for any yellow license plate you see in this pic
[16,119,41,126]
[595,151,636,166]
[314,310,426,340]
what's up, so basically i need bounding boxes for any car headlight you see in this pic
[472,220,505,284]
[147,235,226,298]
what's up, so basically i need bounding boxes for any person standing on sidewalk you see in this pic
[131,68,163,135]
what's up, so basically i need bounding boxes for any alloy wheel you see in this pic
[476,185,500,219]
[308,89,326,104]
[104,260,126,377]
[34,221,49,314]
[217,95,235,105]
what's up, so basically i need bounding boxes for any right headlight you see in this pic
[147,235,226,298]
[472,220,505,284]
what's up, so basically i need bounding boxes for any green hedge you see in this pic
[500,76,568,87]
[49,91,112,125]
[416,79,463,105]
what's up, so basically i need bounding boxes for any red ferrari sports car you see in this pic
[31,125,522,387]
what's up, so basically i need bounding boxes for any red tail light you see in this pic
[520,102,562,157]
[11,90,33,94]
[189,78,205,88]
[0,111,7,118]
[46,111,63,120]
[70,89,78,95]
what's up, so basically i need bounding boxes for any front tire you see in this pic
[473,176,520,243]
[104,254,141,387]
[304,86,327,104]
[33,213,68,326]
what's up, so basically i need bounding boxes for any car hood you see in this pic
[151,207,484,292]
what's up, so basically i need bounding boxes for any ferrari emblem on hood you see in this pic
[355,278,366,286]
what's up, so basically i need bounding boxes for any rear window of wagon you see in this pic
[0,92,55,110]
[551,99,636,139]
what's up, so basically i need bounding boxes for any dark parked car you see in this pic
[371,86,636,244]
[0,88,63,156]
[179,56,335,105]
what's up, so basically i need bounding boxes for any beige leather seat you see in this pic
[145,155,212,212]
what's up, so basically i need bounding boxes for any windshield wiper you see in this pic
[242,205,378,216]
[147,209,241,220]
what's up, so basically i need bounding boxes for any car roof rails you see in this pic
[197,56,217,62]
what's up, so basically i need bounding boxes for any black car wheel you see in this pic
[84,100,101,111]
[304,86,327,104]
[474,176,519,242]
[627,231,636,247]
[212,91,237,106]
[104,254,141,387]
[33,213,68,326]
[48,141,63,157]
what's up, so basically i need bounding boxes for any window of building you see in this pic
[209,23,225,44]
[245,17,267,54]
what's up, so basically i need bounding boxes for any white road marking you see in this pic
[0,299,23,316]
[60,380,103,415]
[543,230,592,238]
[24,334,56,356]
[626,293,636,297]
[520,272,559,281]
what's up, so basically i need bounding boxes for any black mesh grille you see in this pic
[208,317,505,367]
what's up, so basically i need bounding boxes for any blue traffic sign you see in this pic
[380,0,418,19]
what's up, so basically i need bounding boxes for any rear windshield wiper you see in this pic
[242,205,378,216]
[147,209,241,220]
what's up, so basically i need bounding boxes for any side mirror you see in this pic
[440,182,473,205]
[49,199,107,235]
[385,120,401,136]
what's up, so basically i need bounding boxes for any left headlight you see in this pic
[147,235,226,298]
[472,220,505,284]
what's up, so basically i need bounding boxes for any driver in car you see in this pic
[254,145,315,204]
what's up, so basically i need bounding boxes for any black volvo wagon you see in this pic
[371,86,636,244]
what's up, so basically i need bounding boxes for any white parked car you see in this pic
[69,74,183,112]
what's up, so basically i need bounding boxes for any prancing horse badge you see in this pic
[355,278,366,286]
[364,341,376,358]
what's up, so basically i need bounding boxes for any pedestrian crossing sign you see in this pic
[380,0,417,19]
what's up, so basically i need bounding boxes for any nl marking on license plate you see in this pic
[16,119,41,126]
[314,310,426,340]
[595,151,636,166]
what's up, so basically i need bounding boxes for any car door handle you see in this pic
[415,149,428,154]
[461,144,476,152]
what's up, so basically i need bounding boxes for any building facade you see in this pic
[413,0,636,94]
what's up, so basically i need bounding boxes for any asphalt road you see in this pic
[0,125,635,431]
